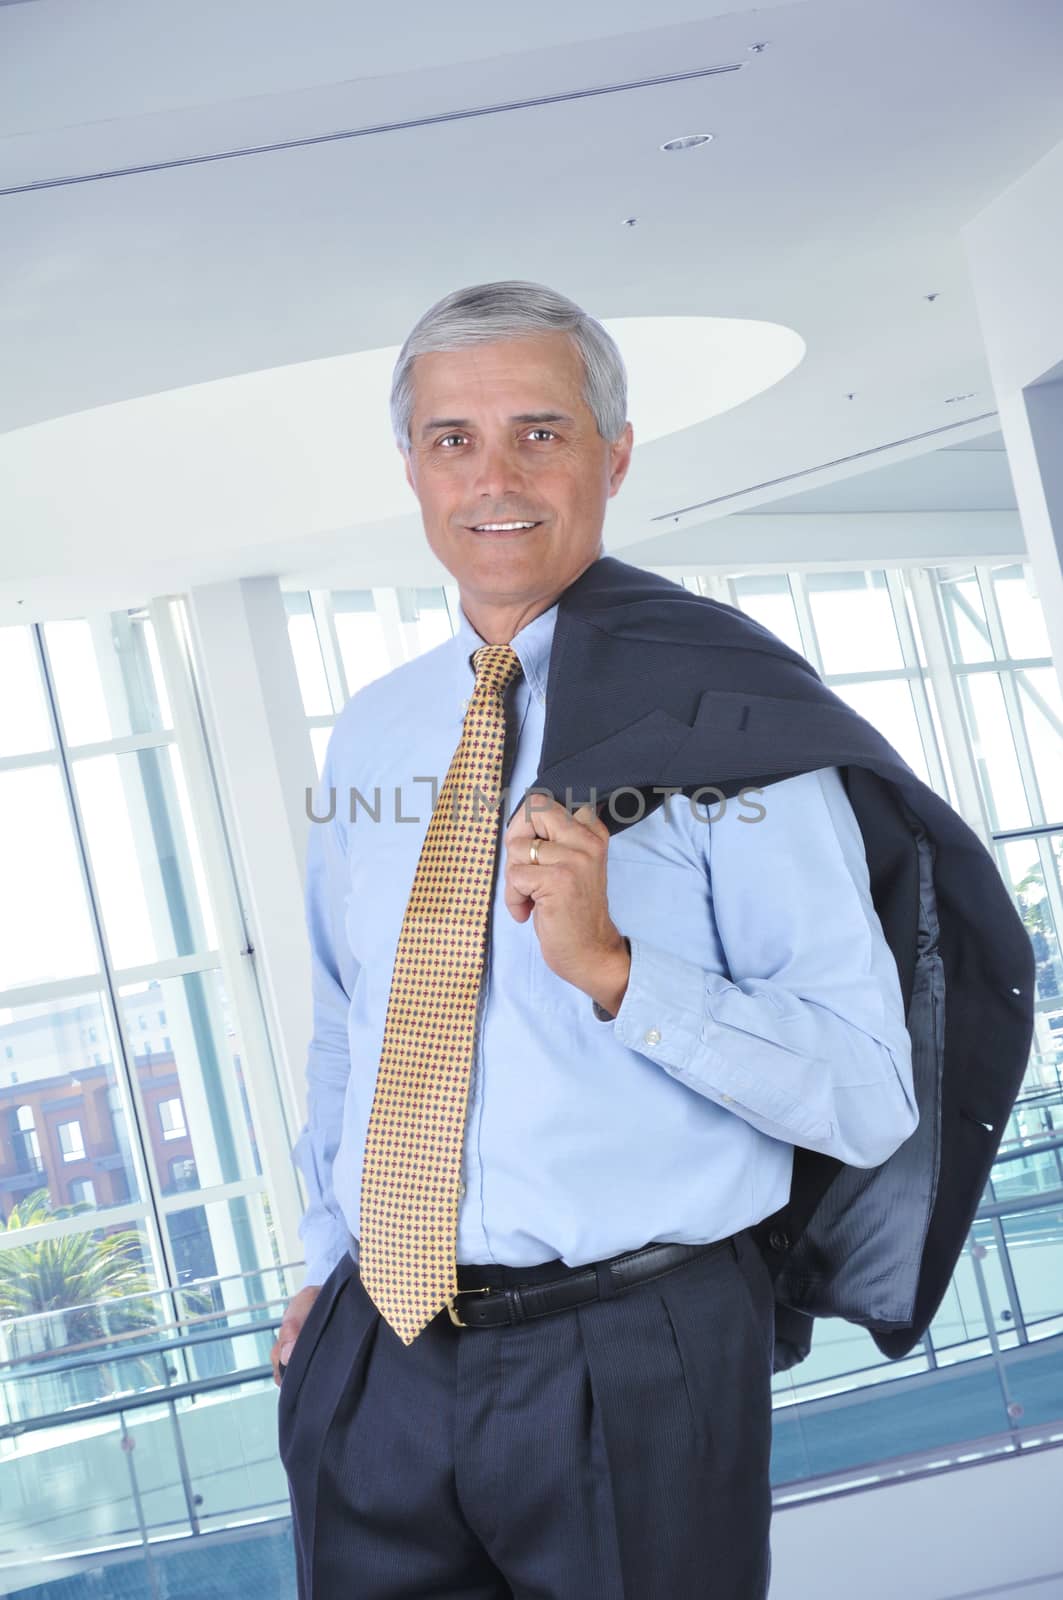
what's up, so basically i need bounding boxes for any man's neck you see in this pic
[459,551,603,643]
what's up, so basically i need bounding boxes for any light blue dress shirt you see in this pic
[292,592,919,1288]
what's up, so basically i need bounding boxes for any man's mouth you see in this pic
[466,520,542,536]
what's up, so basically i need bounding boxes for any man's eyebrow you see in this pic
[419,412,575,438]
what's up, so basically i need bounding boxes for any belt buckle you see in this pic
[446,1286,493,1327]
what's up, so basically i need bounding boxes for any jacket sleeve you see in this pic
[290,730,361,1288]
[602,767,920,1169]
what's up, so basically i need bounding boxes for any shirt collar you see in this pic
[456,597,557,705]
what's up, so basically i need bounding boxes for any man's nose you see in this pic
[470,440,528,500]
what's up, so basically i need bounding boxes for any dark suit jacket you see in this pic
[507,554,1035,1373]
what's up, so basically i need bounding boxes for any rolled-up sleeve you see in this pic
[609,768,920,1169]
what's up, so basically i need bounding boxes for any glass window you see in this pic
[0,1217,159,1376]
[0,995,141,1218]
[807,571,904,674]
[1012,668,1063,822]
[996,833,1063,1113]
[993,563,1052,661]
[44,612,172,746]
[958,672,1032,831]
[827,678,931,784]
[165,1190,281,1294]
[120,969,259,1191]
[69,1177,96,1206]
[0,626,53,757]
[0,765,100,987]
[168,1156,198,1192]
[72,744,218,970]
[399,587,453,657]
[158,1097,187,1140]
[730,574,804,656]
[10,1105,43,1173]
[284,592,333,718]
[936,568,993,664]
[57,1119,86,1162]
[333,591,390,694]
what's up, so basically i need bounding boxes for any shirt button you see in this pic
[461,698,470,712]
[721,1094,734,1104]
[644,1027,661,1045]
[458,1180,466,1197]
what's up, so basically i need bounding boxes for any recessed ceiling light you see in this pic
[660,133,714,152]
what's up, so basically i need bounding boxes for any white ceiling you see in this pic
[741,429,1015,513]
[1,0,1061,620]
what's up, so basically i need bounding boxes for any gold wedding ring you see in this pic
[529,838,540,865]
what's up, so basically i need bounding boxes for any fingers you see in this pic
[272,1329,296,1386]
[504,796,606,858]
[272,1285,322,1385]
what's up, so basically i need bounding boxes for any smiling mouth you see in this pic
[466,521,543,536]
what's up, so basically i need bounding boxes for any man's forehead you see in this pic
[415,339,576,388]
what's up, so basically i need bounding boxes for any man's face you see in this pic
[401,330,633,611]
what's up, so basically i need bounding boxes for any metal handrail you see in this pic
[0,1292,291,1370]
[0,1361,278,1440]
[0,1313,282,1383]
[7,1327,1062,1446]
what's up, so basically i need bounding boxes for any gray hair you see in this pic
[390,279,628,453]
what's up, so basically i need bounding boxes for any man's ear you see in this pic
[399,444,414,494]
[607,420,634,498]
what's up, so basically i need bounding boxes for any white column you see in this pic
[964,135,1063,696]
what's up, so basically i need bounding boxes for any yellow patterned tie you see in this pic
[358,642,525,1345]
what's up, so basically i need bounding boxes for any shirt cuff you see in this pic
[608,934,706,1070]
[299,1221,353,1289]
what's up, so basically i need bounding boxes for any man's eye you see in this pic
[436,429,557,448]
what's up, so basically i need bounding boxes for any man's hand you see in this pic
[271,1284,321,1387]
[503,794,631,1016]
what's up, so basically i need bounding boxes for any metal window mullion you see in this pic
[31,622,168,1290]
[65,730,177,761]
[1032,831,1063,1026]
[975,566,1011,661]
[886,568,951,801]
[307,588,349,711]
[979,561,1049,829]
[0,972,108,1009]
[824,666,922,687]
[789,572,825,676]
[692,572,732,603]
[371,586,410,669]
[150,595,308,1269]
[996,671,1047,827]
[0,747,59,775]
[109,951,223,988]
[442,583,462,636]
[908,568,991,843]
[0,1200,152,1253]
[157,1176,267,1215]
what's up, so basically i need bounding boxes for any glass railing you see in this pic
[0,1318,292,1596]
[0,1183,1060,1595]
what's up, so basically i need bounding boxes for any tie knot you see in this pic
[471,643,524,697]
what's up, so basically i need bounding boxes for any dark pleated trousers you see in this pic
[278,1227,775,1599]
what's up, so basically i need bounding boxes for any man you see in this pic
[273,280,919,1598]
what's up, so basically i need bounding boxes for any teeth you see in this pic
[473,522,536,531]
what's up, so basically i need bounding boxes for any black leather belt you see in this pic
[444,1236,737,1328]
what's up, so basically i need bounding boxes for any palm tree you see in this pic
[0,1190,209,1406]
[0,1189,158,1340]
